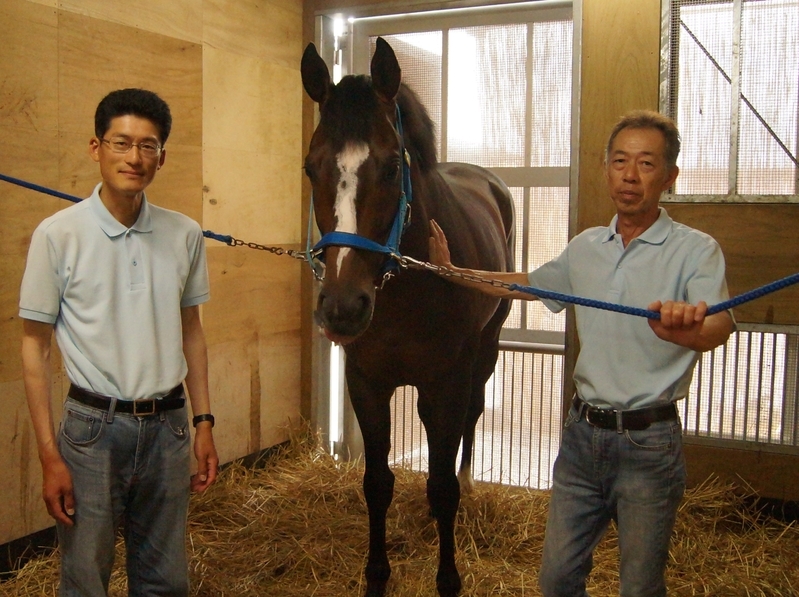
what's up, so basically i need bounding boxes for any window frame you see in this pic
[659,0,799,204]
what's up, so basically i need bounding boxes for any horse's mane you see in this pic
[320,75,438,173]
[396,84,438,173]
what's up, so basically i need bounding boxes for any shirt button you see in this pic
[133,261,138,266]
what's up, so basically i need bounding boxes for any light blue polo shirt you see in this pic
[528,208,730,410]
[20,183,210,400]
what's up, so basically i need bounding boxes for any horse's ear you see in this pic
[301,42,332,104]
[371,37,401,103]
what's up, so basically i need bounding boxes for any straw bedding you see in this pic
[3,425,798,596]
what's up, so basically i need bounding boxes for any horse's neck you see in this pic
[399,176,432,261]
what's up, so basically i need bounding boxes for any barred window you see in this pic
[660,0,799,203]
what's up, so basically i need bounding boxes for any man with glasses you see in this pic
[20,88,218,596]
[428,110,734,596]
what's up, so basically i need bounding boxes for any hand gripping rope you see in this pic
[3,171,799,321]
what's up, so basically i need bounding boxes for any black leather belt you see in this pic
[574,395,678,431]
[68,384,185,416]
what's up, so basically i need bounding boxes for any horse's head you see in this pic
[301,38,407,345]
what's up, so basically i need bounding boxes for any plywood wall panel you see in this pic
[258,330,302,449]
[143,144,204,223]
[684,442,799,501]
[202,48,303,243]
[203,48,303,154]
[203,148,302,245]
[0,0,58,131]
[204,246,302,345]
[57,131,101,200]
[0,126,61,385]
[577,0,661,231]
[0,0,58,133]
[57,10,203,147]
[58,0,203,44]
[203,0,303,69]
[204,246,302,457]
[0,371,68,545]
[667,203,799,325]
[0,380,52,543]
[207,339,253,464]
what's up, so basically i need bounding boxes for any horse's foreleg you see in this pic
[347,371,395,597]
[426,469,462,597]
[363,457,394,597]
[419,385,469,597]
[460,301,507,493]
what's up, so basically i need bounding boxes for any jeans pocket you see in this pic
[62,407,104,446]
[624,421,676,451]
[163,408,189,439]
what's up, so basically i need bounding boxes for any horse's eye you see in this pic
[383,161,400,183]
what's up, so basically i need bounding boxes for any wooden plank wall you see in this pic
[0,0,304,545]
[301,0,799,500]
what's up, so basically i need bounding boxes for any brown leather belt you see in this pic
[68,384,185,416]
[573,395,678,431]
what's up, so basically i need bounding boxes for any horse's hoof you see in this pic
[438,583,461,597]
[365,580,387,597]
[437,570,462,597]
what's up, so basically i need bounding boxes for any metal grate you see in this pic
[389,346,564,490]
[681,327,799,446]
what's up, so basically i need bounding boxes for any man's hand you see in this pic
[648,300,733,352]
[428,219,453,269]
[41,455,76,526]
[427,218,535,299]
[191,426,219,492]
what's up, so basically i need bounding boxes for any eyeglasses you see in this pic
[101,138,163,158]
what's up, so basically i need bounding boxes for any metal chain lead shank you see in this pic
[228,237,317,261]
[396,254,515,289]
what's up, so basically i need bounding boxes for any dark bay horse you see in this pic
[301,37,515,597]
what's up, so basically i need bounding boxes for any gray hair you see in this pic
[605,110,681,170]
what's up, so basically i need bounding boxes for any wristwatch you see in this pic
[192,413,215,428]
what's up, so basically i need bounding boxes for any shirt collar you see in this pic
[604,207,673,245]
[88,182,153,238]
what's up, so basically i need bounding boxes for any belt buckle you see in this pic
[133,400,156,416]
[584,408,604,428]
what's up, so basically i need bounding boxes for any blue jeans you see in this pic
[539,404,686,597]
[56,398,191,597]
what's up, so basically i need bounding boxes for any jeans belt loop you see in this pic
[107,397,117,424]
[574,394,585,421]
[616,409,624,434]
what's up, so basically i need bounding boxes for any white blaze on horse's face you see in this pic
[332,142,370,276]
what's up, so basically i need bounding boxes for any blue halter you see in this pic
[305,103,413,281]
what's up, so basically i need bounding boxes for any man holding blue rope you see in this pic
[20,88,218,596]
[429,110,734,597]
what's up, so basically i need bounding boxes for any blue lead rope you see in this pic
[508,271,799,320]
[1,172,233,245]
[1,172,85,204]
[3,171,799,320]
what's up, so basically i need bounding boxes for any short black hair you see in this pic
[94,88,172,144]
[605,110,681,170]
